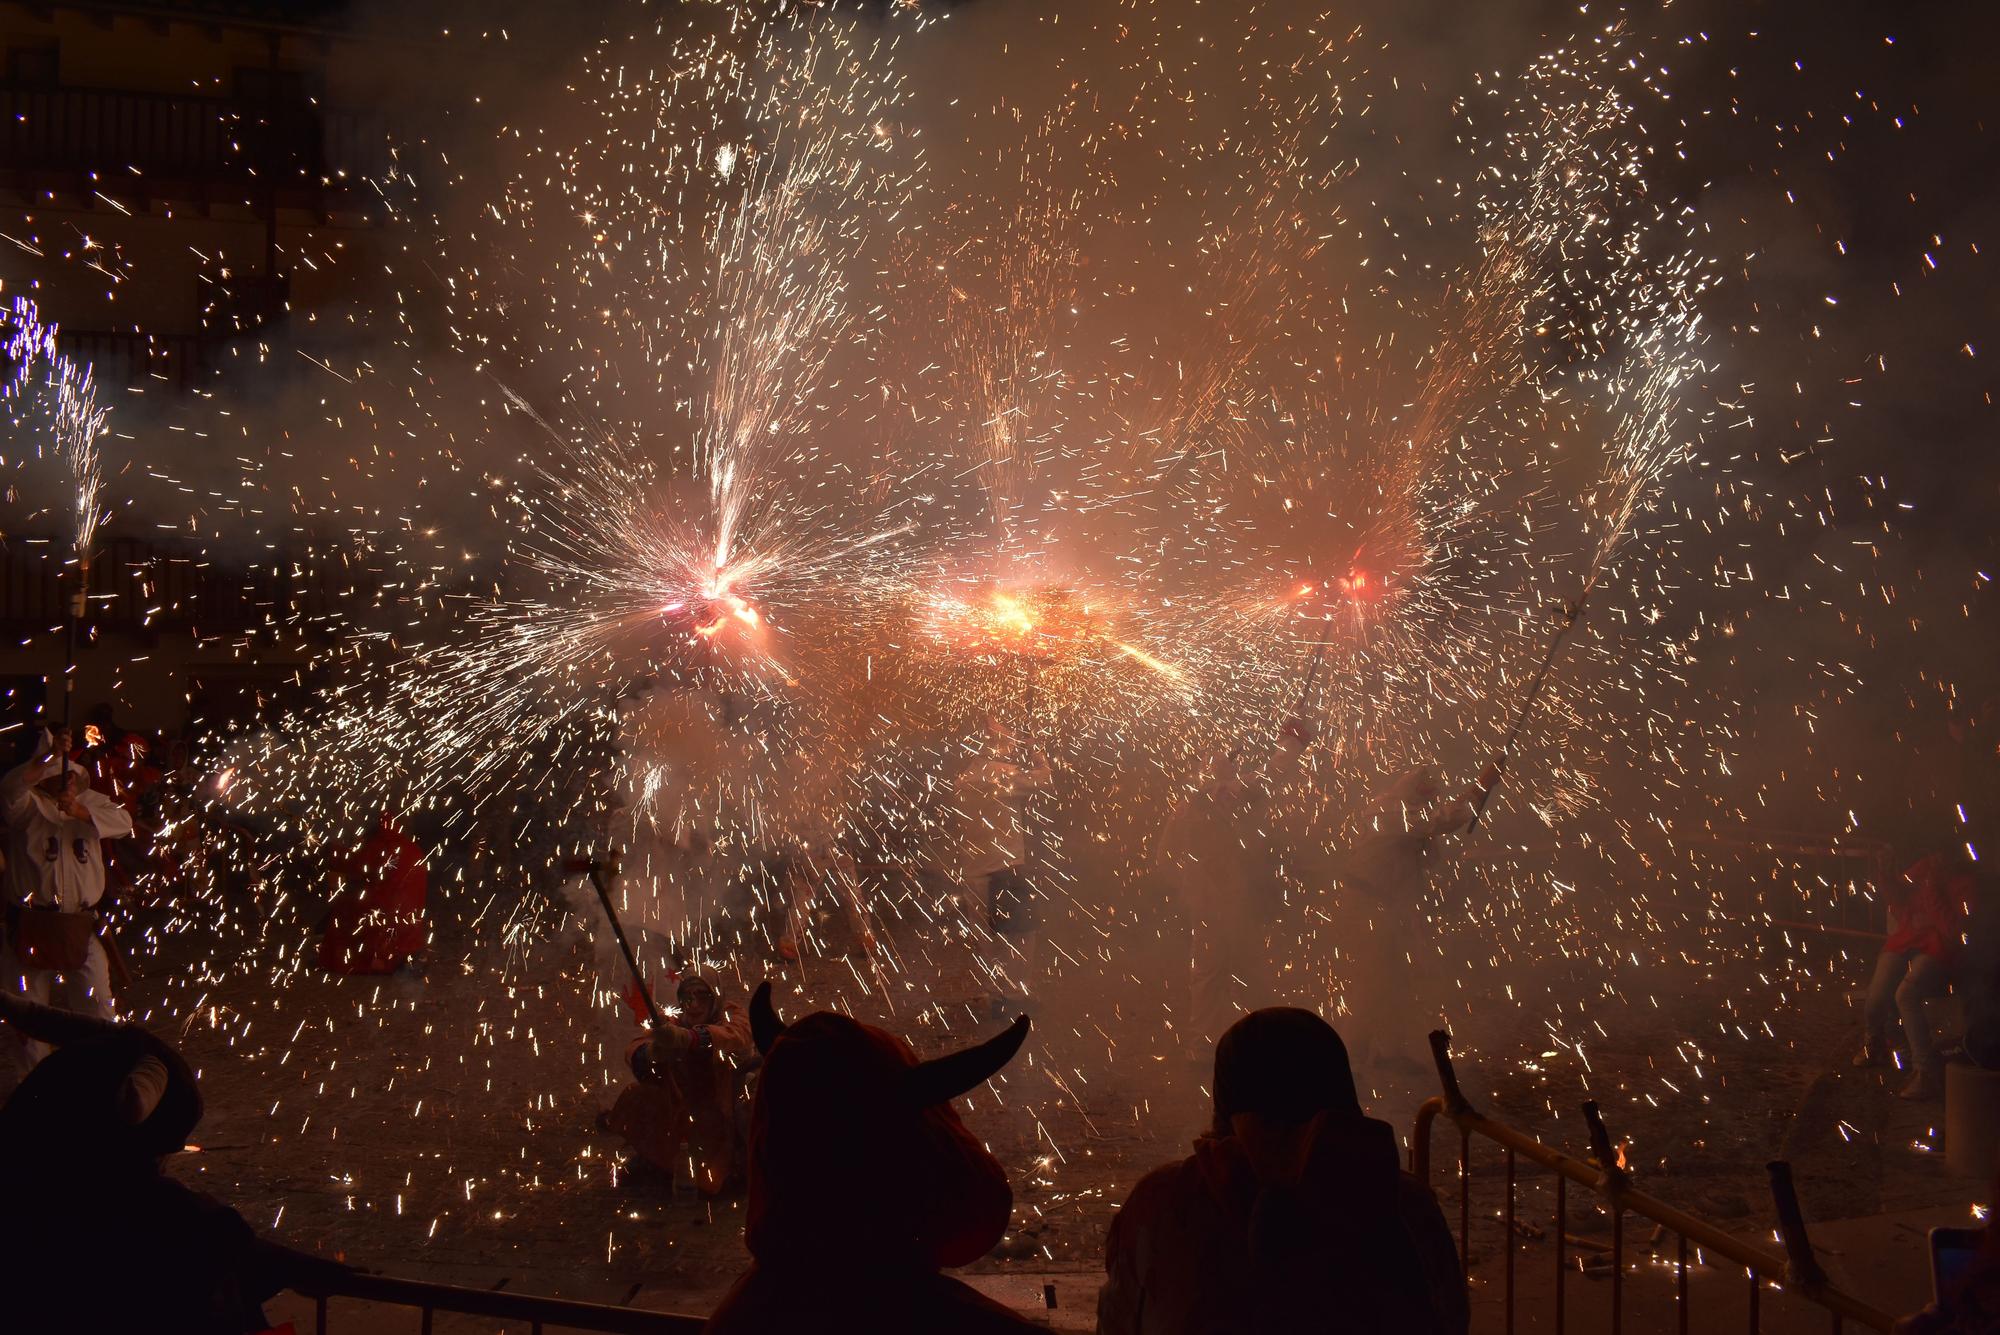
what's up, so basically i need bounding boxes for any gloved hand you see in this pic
[37,727,71,766]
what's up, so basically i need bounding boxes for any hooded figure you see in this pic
[318,811,428,975]
[0,992,348,1333]
[1100,1008,1466,1335]
[3,732,138,912]
[1,728,136,1088]
[1338,760,1498,1070]
[1155,752,1283,1044]
[705,982,1038,1334]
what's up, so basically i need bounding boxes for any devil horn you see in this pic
[0,990,123,1046]
[905,1014,1031,1108]
[749,980,786,1056]
[117,1054,170,1125]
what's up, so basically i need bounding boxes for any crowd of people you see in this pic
[0,962,1479,1335]
[5,978,1996,1334]
[2,690,1997,1332]
[0,706,434,1083]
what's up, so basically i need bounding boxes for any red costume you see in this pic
[609,976,749,1196]
[704,983,1037,1335]
[1886,854,1974,964]
[317,814,428,975]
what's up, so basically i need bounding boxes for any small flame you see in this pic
[988,592,1038,637]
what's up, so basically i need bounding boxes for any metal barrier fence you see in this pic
[303,1272,704,1334]
[1411,1031,1897,1334]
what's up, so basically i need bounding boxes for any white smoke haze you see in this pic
[8,1,1993,1077]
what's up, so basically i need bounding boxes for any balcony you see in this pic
[0,535,365,639]
[53,328,215,393]
[0,82,392,214]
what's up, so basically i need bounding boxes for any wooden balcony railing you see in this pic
[0,82,391,205]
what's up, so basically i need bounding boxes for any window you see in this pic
[6,42,59,87]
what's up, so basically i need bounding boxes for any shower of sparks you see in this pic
[8,0,1959,1283]
[155,4,1727,1056]
[3,294,109,562]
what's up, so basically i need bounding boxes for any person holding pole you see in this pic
[1157,717,1316,1053]
[1339,758,1502,1075]
[955,710,1050,1020]
[0,726,134,1094]
[607,973,755,1196]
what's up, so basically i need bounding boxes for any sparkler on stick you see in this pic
[1236,569,1377,773]
[568,851,668,1031]
[1469,583,1595,830]
[3,297,108,728]
[58,557,88,730]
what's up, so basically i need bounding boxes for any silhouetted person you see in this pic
[0,992,347,1333]
[705,982,1037,1334]
[1099,1007,1467,1335]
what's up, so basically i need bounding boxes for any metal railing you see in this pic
[303,1271,705,1334]
[1411,1031,1897,1334]
[56,328,213,393]
[0,83,390,201]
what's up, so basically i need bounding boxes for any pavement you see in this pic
[112,890,1991,1335]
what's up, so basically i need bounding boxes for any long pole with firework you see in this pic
[1240,567,1377,775]
[568,850,669,1031]
[60,553,91,730]
[1469,581,1599,830]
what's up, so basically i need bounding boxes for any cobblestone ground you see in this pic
[108,889,1984,1326]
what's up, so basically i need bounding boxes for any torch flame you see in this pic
[988,591,1038,637]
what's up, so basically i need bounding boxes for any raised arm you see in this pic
[1417,759,1505,839]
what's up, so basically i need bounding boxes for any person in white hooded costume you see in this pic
[1155,719,1316,1049]
[0,726,136,1089]
[1340,759,1500,1072]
